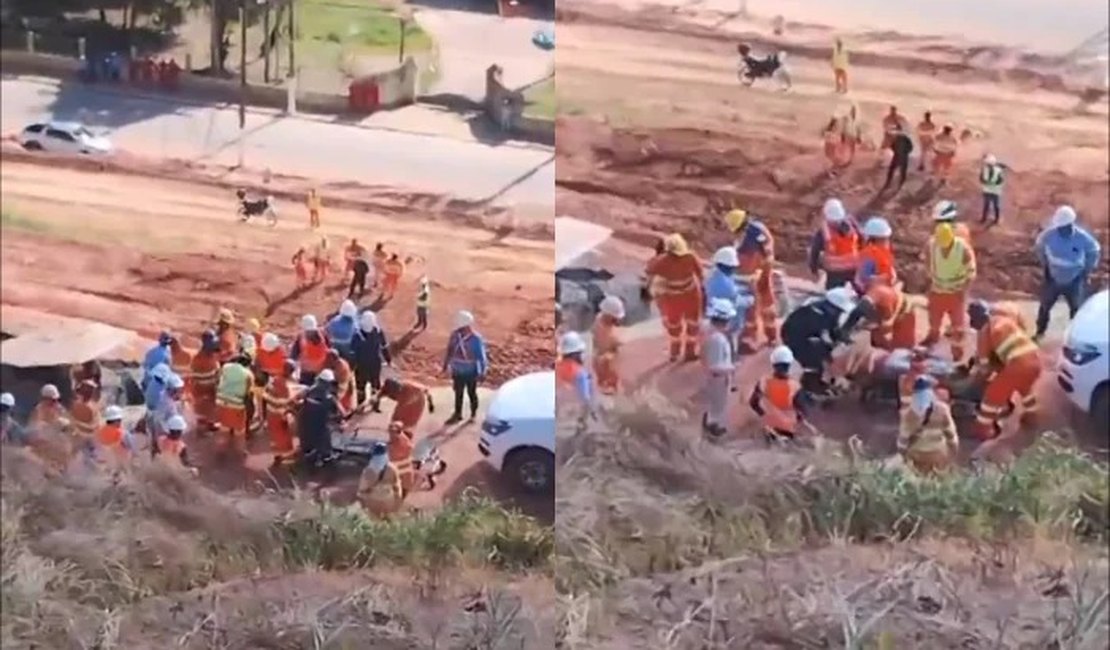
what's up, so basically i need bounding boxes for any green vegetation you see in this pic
[523,76,556,120]
[297,0,431,61]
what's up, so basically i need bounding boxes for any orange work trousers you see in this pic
[740,273,778,347]
[931,152,955,178]
[381,275,400,298]
[309,209,320,228]
[657,289,702,361]
[594,352,619,395]
[926,291,968,360]
[833,68,848,93]
[871,311,917,350]
[975,353,1041,439]
[391,398,425,432]
[193,387,217,427]
[266,413,295,456]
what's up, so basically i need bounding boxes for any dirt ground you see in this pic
[555,1,1109,298]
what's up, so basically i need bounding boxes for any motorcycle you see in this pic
[736,44,792,91]
[235,189,278,226]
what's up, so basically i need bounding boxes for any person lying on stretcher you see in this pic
[827,340,957,409]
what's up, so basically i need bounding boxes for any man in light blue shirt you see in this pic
[1033,205,1102,339]
[705,246,755,361]
[442,310,489,424]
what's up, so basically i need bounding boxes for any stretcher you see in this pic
[326,427,448,490]
[839,347,984,420]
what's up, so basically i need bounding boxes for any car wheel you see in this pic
[1091,384,1109,438]
[505,448,554,494]
[22,141,42,151]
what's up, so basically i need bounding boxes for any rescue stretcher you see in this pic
[327,427,448,490]
[836,346,985,422]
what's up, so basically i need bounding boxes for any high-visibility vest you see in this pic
[931,239,973,292]
[297,332,329,373]
[821,224,860,272]
[416,285,430,308]
[759,376,800,433]
[216,363,253,408]
[555,358,584,385]
[979,164,1004,194]
[256,347,286,376]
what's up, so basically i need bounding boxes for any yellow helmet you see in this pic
[723,209,748,233]
[217,308,234,324]
[247,317,262,333]
[663,233,690,255]
[934,223,955,248]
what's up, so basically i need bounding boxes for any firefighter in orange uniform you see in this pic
[387,420,415,496]
[214,308,239,363]
[724,209,779,352]
[291,314,330,386]
[808,198,860,289]
[371,243,388,289]
[966,300,1041,440]
[931,124,959,181]
[190,330,221,432]
[915,111,937,171]
[263,360,298,466]
[923,220,977,362]
[749,346,811,443]
[373,377,433,432]
[645,233,705,361]
[842,281,917,351]
[292,247,310,287]
[855,217,897,289]
[68,380,101,446]
[380,253,405,301]
[592,295,625,395]
[324,349,356,413]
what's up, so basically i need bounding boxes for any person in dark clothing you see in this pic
[780,287,858,395]
[351,310,392,409]
[881,124,914,192]
[348,257,371,299]
[297,369,346,466]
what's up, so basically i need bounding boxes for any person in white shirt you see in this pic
[702,298,738,437]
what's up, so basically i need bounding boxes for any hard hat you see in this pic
[967,300,990,322]
[723,209,748,233]
[934,223,955,248]
[217,308,234,324]
[0,393,14,408]
[707,297,737,321]
[339,300,358,318]
[912,375,937,392]
[983,153,997,166]
[388,420,404,433]
[360,310,379,331]
[822,198,847,223]
[317,369,336,383]
[370,441,388,457]
[261,332,280,352]
[454,310,475,329]
[599,295,626,319]
[1050,205,1077,229]
[825,286,858,312]
[932,200,958,222]
[862,217,892,239]
[103,405,123,422]
[769,345,795,366]
[420,275,430,286]
[151,363,171,382]
[166,414,187,432]
[201,329,218,349]
[663,233,690,255]
[158,330,175,346]
[247,318,261,333]
[301,314,318,331]
[167,374,185,390]
[711,246,740,267]
[559,331,587,355]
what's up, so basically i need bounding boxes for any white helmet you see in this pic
[301,314,318,331]
[711,246,740,267]
[150,363,171,382]
[166,414,187,432]
[420,275,430,286]
[103,405,124,422]
[862,217,892,239]
[359,310,379,331]
[261,332,280,352]
[599,295,626,319]
[825,286,858,312]
[822,198,847,223]
[707,297,737,321]
[454,310,475,329]
[0,393,14,408]
[41,384,60,400]
[1050,205,1077,229]
[339,300,358,318]
[932,200,958,222]
[983,153,997,166]
[769,345,795,366]
[167,374,185,390]
[317,369,336,383]
[240,333,257,353]
[559,331,587,355]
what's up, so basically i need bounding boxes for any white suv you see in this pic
[478,371,555,494]
[1057,288,1109,434]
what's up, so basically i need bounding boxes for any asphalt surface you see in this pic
[0,77,554,207]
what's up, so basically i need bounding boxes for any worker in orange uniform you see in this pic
[312,236,331,284]
[215,353,255,453]
[344,238,367,279]
[263,359,298,467]
[256,333,287,383]
[965,300,1041,441]
[324,348,356,412]
[380,253,405,301]
[190,330,221,433]
[95,405,134,470]
[387,420,416,496]
[749,345,812,443]
[214,308,238,363]
[923,221,977,362]
[931,124,959,182]
[168,337,194,392]
[306,188,322,229]
[291,247,310,287]
[842,280,916,350]
[357,442,403,519]
[915,111,937,171]
[29,384,70,432]
[153,415,197,474]
[855,217,897,289]
[70,360,102,402]
[290,314,330,386]
[373,377,434,432]
[593,295,625,395]
[830,38,849,93]
[556,331,595,414]
[68,380,101,449]
[724,209,778,352]
[880,105,908,155]
[808,198,860,290]
[821,116,844,173]
[644,233,705,361]
[371,242,388,289]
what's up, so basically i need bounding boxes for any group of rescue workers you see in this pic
[291,236,417,310]
[1,293,492,519]
[556,194,1101,475]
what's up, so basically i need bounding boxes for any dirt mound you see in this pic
[556,117,1109,297]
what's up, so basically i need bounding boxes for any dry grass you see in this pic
[555,390,1110,649]
[1,447,553,649]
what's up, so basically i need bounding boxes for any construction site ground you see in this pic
[0,151,555,520]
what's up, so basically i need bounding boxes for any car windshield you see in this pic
[74,127,93,137]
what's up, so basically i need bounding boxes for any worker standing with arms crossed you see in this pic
[701,298,737,438]
[922,221,977,362]
[808,198,860,290]
[1032,205,1101,341]
[644,233,705,362]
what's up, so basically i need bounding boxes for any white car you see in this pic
[478,371,555,494]
[1057,288,1109,434]
[19,121,113,155]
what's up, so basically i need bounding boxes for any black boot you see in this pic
[445,413,462,426]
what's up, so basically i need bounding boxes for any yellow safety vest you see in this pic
[931,239,972,292]
[216,363,253,408]
[831,47,849,70]
[416,286,430,308]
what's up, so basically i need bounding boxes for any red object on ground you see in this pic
[364,82,380,112]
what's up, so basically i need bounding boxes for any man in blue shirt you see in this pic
[1033,205,1102,340]
[142,331,174,389]
[442,310,489,424]
[705,246,755,361]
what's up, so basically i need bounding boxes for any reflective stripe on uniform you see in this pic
[659,277,698,293]
[995,331,1038,363]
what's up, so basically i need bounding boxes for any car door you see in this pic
[44,127,79,153]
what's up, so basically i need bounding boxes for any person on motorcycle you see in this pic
[296,369,346,467]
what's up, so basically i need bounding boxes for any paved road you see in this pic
[0,77,554,207]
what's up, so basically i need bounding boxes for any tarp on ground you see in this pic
[555,216,613,271]
[0,321,142,368]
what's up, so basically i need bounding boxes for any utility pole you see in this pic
[239,0,246,130]
[262,0,270,83]
[287,0,295,78]
[398,17,406,63]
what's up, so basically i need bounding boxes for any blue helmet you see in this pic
[158,330,175,346]
[200,329,218,351]
[370,441,388,457]
[911,375,936,392]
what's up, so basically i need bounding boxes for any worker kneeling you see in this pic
[780,285,859,396]
[749,345,811,443]
[966,300,1041,440]
[898,377,958,475]
[357,441,404,519]
[842,276,916,351]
